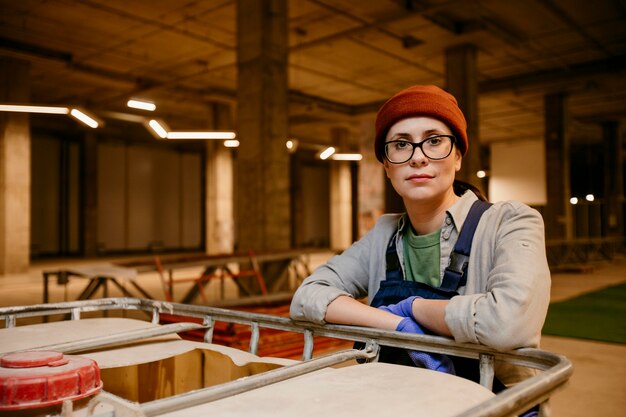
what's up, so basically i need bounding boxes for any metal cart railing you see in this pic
[0,297,572,417]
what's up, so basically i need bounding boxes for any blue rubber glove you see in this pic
[379,297,456,375]
[378,296,419,318]
[395,317,455,374]
[395,315,425,334]
[519,408,539,417]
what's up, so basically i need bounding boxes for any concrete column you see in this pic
[205,103,235,254]
[82,131,98,257]
[206,103,235,254]
[236,0,290,251]
[357,119,384,238]
[602,121,623,238]
[0,58,31,273]
[445,44,484,192]
[544,93,573,240]
[329,128,353,249]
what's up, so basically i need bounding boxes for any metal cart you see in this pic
[0,298,572,417]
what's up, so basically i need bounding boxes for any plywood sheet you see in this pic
[0,318,295,368]
[162,362,494,417]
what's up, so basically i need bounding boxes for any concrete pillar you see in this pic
[0,58,31,273]
[329,128,353,249]
[602,121,623,238]
[544,93,573,240]
[357,119,384,238]
[445,44,484,192]
[236,0,290,251]
[206,103,235,254]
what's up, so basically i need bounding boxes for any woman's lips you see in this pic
[406,173,433,182]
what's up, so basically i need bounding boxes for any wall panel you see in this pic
[181,152,202,248]
[97,142,127,251]
[97,142,202,253]
[30,135,60,255]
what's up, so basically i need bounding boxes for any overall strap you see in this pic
[385,233,404,281]
[440,200,492,292]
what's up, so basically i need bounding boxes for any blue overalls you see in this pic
[369,199,539,417]
[369,199,492,372]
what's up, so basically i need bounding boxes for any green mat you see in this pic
[542,283,626,344]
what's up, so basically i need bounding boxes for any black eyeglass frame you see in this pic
[383,134,456,164]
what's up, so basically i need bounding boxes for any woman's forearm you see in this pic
[325,295,402,330]
[411,298,452,336]
[324,295,453,337]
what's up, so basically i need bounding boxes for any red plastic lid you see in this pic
[0,351,103,411]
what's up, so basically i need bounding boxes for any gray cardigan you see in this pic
[290,192,550,366]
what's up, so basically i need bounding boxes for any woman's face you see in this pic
[383,116,462,204]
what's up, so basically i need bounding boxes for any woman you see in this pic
[289,85,551,387]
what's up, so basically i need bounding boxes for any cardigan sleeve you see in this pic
[445,201,551,351]
[289,233,374,324]
[289,216,398,324]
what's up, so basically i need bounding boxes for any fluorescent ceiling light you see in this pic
[148,119,168,139]
[127,99,156,111]
[319,147,336,160]
[1,103,102,128]
[0,104,69,114]
[224,139,240,148]
[70,108,99,128]
[331,153,362,161]
[166,131,236,140]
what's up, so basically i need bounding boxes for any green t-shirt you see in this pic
[402,225,441,287]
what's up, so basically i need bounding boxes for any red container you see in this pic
[0,351,102,411]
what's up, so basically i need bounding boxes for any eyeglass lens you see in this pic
[384,135,454,163]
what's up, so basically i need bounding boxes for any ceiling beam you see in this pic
[0,37,72,63]
[289,0,454,53]
[538,0,614,58]
[76,0,234,50]
[289,90,355,114]
[479,54,626,93]
[4,36,625,121]
[347,54,626,115]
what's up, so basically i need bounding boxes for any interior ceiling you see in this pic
[1,0,626,148]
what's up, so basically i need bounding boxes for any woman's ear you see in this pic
[383,159,391,178]
[454,149,462,172]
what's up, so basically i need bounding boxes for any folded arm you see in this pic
[324,295,402,330]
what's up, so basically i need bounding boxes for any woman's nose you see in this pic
[409,145,428,165]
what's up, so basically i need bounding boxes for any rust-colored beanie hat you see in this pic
[374,85,468,162]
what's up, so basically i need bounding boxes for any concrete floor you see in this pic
[541,258,626,417]
[1,254,625,416]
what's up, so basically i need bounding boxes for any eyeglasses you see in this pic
[384,135,456,164]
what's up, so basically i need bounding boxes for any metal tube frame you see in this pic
[0,298,573,417]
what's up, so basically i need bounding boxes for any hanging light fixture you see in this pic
[331,153,362,161]
[69,108,101,128]
[146,119,169,139]
[0,104,69,114]
[127,99,156,111]
[318,147,336,160]
[166,131,236,140]
[0,103,103,128]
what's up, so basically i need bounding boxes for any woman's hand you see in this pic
[378,296,419,318]
[326,296,455,374]
[371,296,453,337]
